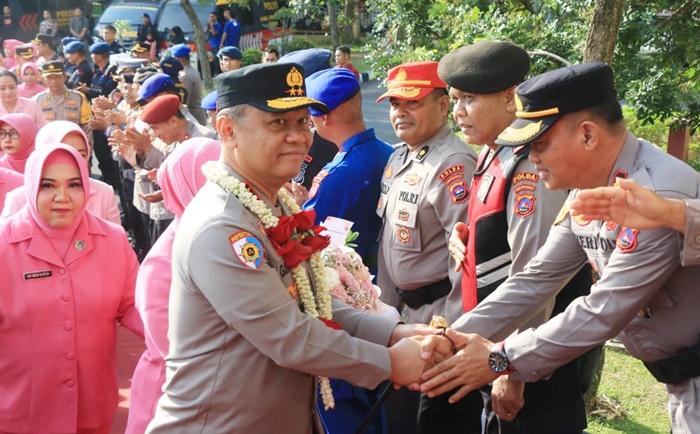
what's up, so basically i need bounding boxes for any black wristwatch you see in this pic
[488,341,511,374]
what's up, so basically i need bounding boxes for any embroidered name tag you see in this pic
[23,270,53,280]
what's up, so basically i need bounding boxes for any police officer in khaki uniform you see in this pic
[145,62,436,434]
[419,62,700,434]
[437,41,593,434]
[375,61,478,434]
[33,61,92,143]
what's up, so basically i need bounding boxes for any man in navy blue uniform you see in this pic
[302,68,393,269]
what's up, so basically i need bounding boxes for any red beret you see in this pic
[140,94,181,124]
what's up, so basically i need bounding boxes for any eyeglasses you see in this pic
[0,130,20,139]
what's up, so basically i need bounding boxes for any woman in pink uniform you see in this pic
[17,62,46,99]
[0,112,38,173]
[0,144,143,433]
[0,70,47,126]
[1,121,121,224]
[126,137,220,434]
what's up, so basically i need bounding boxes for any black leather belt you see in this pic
[643,337,700,385]
[395,277,451,309]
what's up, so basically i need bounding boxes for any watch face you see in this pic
[488,351,509,373]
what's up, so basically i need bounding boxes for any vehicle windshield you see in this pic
[157,3,210,36]
[99,4,160,26]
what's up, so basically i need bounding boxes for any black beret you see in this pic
[216,62,328,114]
[496,62,618,147]
[438,41,530,94]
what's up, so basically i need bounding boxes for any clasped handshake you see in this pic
[387,322,501,405]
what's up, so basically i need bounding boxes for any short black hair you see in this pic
[104,24,117,33]
[264,47,279,57]
[336,45,351,55]
[584,100,624,125]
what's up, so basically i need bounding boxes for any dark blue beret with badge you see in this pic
[496,62,617,147]
[438,41,530,94]
[64,41,86,54]
[137,73,174,103]
[215,62,328,114]
[159,56,183,79]
[89,42,110,55]
[217,46,242,60]
[306,68,360,117]
[278,48,332,78]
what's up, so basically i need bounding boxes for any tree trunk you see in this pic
[344,0,358,40]
[583,0,625,63]
[181,0,212,91]
[328,0,340,49]
[584,347,606,412]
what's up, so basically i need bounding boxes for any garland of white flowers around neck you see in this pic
[203,161,336,410]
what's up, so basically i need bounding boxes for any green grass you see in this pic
[586,347,670,434]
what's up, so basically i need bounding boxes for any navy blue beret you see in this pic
[278,48,331,78]
[171,43,191,58]
[306,68,360,116]
[159,56,183,78]
[61,37,79,46]
[201,90,218,111]
[137,73,174,102]
[64,41,86,53]
[217,46,242,60]
[89,42,110,55]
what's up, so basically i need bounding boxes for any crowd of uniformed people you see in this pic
[0,9,699,434]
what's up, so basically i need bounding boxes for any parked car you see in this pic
[93,0,160,49]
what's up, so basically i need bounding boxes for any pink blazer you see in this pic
[0,207,143,433]
[0,178,121,224]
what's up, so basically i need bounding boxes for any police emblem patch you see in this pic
[308,170,328,199]
[384,166,393,179]
[515,193,536,218]
[449,180,469,204]
[398,208,410,221]
[404,172,422,186]
[229,231,265,268]
[397,226,411,244]
[616,227,638,253]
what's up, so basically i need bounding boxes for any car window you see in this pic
[98,4,160,26]
[157,3,210,37]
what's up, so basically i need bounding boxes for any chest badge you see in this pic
[404,172,422,186]
[384,166,393,179]
[74,239,86,251]
[476,173,494,203]
[397,226,411,244]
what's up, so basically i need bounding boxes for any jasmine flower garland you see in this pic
[202,161,336,410]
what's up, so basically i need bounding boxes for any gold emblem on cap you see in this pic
[498,121,543,143]
[388,86,421,98]
[48,64,55,70]
[395,68,407,81]
[286,67,304,97]
[514,94,524,112]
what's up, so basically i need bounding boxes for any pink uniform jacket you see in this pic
[0,96,48,129]
[126,138,220,434]
[17,63,47,99]
[0,144,143,433]
[0,166,22,211]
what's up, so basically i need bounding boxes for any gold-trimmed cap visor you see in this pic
[216,62,329,114]
[495,116,560,147]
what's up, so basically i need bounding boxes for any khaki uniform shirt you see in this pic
[682,200,700,266]
[453,133,700,377]
[377,124,477,324]
[147,164,397,434]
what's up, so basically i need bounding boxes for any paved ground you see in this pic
[361,79,399,145]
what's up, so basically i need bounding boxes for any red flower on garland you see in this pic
[266,210,330,269]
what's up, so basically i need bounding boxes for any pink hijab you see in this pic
[157,137,221,222]
[0,113,38,173]
[3,39,22,70]
[24,144,90,239]
[36,121,91,160]
[17,63,45,98]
